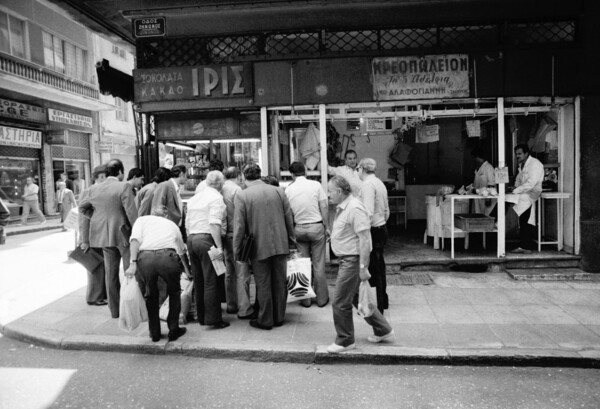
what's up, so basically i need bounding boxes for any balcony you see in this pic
[0,52,112,110]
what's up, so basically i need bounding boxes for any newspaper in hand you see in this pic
[208,246,227,276]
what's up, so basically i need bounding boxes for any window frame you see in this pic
[0,10,29,60]
[42,30,88,81]
[114,97,129,122]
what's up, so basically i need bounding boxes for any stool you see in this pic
[536,192,571,252]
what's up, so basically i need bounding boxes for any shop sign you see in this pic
[96,141,114,153]
[0,125,42,148]
[133,17,166,38]
[0,98,47,123]
[495,167,509,184]
[48,109,93,129]
[134,63,253,102]
[372,54,470,101]
[415,124,440,144]
[46,130,68,145]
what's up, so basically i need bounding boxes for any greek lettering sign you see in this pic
[0,125,42,148]
[0,98,47,123]
[133,17,166,38]
[372,54,470,101]
[134,63,253,103]
[48,109,93,129]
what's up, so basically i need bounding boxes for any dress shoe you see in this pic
[274,321,284,327]
[317,299,329,308]
[367,330,395,344]
[151,334,161,342]
[326,343,355,354]
[300,300,311,308]
[249,319,272,330]
[211,321,230,329]
[226,307,239,314]
[167,327,187,342]
[238,311,257,320]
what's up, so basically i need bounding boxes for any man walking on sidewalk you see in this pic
[285,161,329,308]
[326,175,393,353]
[79,159,138,318]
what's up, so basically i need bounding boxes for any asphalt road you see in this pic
[1,336,600,409]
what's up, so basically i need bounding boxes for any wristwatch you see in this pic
[360,263,366,269]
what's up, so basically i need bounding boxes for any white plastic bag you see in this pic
[357,281,378,317]
[286,254,316,303]
[160,276,194,324]
[118,277,148,332]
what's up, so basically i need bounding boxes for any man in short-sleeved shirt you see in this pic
[285,161,329,307]
[326,175,393,354]
[126,205,190,342]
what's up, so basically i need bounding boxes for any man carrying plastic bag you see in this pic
[124,205,190,342]
[325,176,394,354]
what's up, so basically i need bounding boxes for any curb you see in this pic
[6,224,62,236]
[3,322,600,368]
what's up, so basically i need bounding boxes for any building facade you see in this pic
[0,0,137,221]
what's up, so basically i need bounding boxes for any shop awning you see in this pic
[95,59,134,102]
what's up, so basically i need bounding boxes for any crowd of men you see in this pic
[77,155,395,352]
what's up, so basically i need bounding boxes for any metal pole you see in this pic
[319,104,327,192]
[497,97,506,258]
[260,107,268,176]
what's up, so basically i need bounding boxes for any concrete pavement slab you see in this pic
[3,271,600,367]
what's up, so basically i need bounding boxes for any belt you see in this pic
[372,224,387,229]
[140,248,177,253]
[296,221,323,225]
[336,255,359,260]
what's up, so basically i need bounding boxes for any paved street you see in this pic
[2,335,600,409]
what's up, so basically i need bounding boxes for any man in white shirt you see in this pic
[471,148,496,215]
[285,162,329,308]
[327,149,362,196]
[186,170,230,329]
[21,177,46,225]
[357,158,390,313]
[126,205,190,342]
[510,144,545,254]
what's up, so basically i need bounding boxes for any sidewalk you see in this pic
[2,271,600,367]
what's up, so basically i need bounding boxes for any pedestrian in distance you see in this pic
[285,161,330,308]
[126,167,145,198]
[20,176,46,225]
[326,175,394,354]
[233,163,296,330]
[126,205,190,342]
[56,181,77,231]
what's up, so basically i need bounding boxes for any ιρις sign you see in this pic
[133,17,166,38]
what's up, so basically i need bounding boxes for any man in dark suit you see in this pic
[79,159,138,318]
[233,164,296,330]
[151,164,187,226]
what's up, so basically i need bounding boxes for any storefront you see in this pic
[0,98,47,219]
[133,52,579,262]
[0,96,96,220]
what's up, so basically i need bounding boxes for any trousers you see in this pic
[294,223,329,307]
[21,199,46,224]
[368,225,389,312]
[251,254,287,327]
[332,255,392,347]
[224,233,253,316]
[103,246,130,318]
[136,249,183,339]
[188,233,223,326]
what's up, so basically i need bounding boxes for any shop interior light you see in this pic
[165,142,195,151]
[188,138,261,144]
